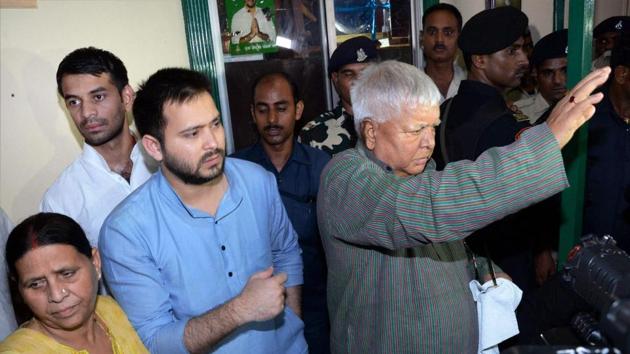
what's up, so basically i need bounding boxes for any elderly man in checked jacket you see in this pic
[317,60,609,354]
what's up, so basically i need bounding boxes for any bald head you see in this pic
[250,72,304,147]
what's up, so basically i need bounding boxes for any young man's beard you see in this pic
[163,149,226,185]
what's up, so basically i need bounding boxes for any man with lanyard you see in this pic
[40,47,155,246]
[230,0,276,44]
[300,36,377,155]
[421,3,466,103]
[233,72,331,353]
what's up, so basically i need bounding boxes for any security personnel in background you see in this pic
[432,6,557,303]
[593,16,629,68]
[515,29,568,124]
[299,36,377,156]
[584,34,630,252]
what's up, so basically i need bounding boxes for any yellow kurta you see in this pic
[0,296,148,354]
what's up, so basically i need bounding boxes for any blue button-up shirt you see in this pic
[232,141,330,353]
[99,158,306,354]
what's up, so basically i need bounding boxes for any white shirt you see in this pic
[514,92,550,124]
[230,6,276,44]
[40,143,156,246]
[592,50,611,70]
[0,208,16,340]
[424,61,466,104]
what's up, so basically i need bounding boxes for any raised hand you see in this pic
[546,67,610,148]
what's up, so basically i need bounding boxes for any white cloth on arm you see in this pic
[469,277,523,354]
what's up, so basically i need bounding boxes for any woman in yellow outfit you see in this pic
[0,213,148,354]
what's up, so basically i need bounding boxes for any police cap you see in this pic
[459,6,528,55]
[531,29,568,68]
[328,36,378,76]
[594,16,630,38]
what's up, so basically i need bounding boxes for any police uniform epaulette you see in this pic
[302,121,319,130]
[512,109,530,122]
[322,111,336,119]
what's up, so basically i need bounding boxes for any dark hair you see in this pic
[56,47,129,97]
[133,68,213,143]
[422,3,463,32]
[251,72,300,104]
[5,213,92,280]
[610,33,630,69]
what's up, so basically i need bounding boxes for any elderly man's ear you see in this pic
[362,119,377,150]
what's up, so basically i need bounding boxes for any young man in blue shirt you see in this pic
[100,68,306,354]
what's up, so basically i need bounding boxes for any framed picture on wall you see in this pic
[227,0,279,55]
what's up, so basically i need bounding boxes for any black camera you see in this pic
[561,235,630,353]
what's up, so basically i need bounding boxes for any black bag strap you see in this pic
[439,98,454,165]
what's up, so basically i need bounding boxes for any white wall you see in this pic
[0,0,190,223]
[595,0,629,26]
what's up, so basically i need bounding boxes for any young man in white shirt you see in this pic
[40,47,155,246]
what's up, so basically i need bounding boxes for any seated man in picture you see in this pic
[100,68,306,354]
[232,72,331,353]
[231,0,277,44]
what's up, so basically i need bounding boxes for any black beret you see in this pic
[594,16,630,38]
[328,36,378,76]
[459,6,528,55]
[531,29,568,68]
[610,32,630,68]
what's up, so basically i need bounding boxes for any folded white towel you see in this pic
[469,277,523,354]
